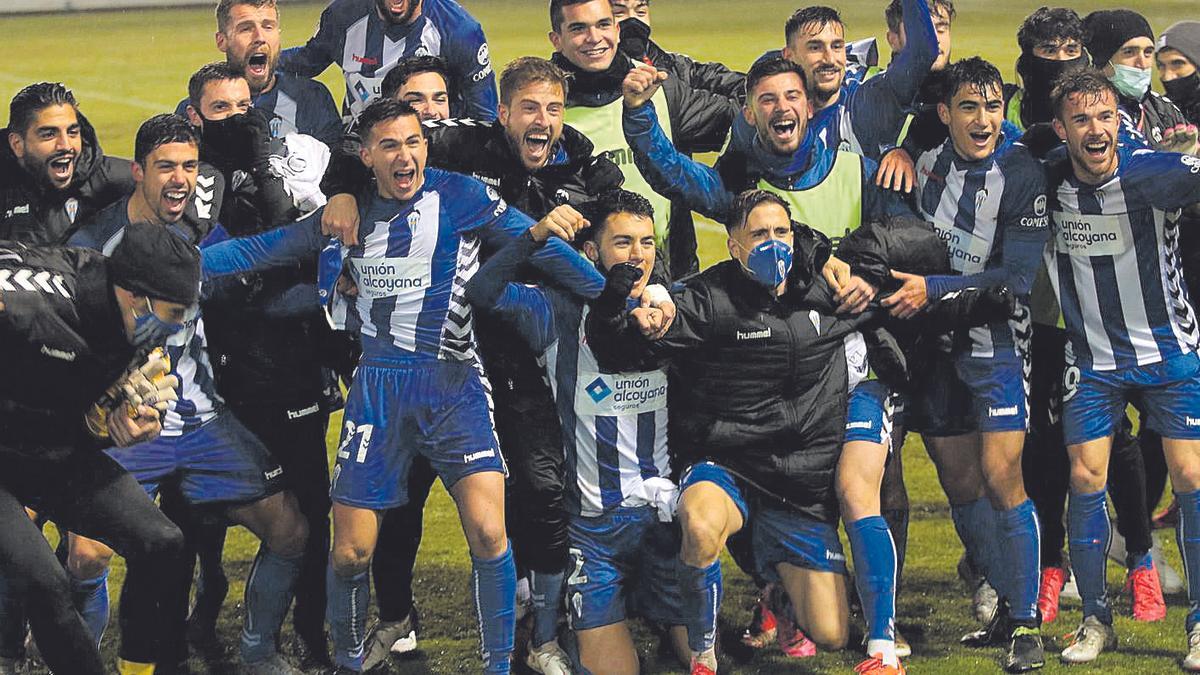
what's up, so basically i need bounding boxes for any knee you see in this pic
[331,540,373,577]
[267,510,309,558]
[1070,461,1107,493]
[679,508,724,568]
[466,521,507,560]
[808,620,850,651]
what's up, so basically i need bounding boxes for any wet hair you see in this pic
[8,82,78,136]
[187,61,245,109]
[133,114,200,166]
[215,0,277,34]
[580,189,655,239]
[381,55,452,101]
[357,98,421,142]
[885,0,956,34]
[940,56,1004,105]
[726,189,791,232]
[785,6,843,45]
[745,57,808,100]
[499,56,570,105]
[1017,6,1085,55]
[1050,67,1119,120]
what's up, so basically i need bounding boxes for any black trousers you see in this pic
[0,448,183,675]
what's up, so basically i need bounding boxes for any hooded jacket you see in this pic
[0,112,134,245]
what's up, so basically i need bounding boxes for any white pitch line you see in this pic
[0,71,171,113]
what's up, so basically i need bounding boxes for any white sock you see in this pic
[867,638,898,667]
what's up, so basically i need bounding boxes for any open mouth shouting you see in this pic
[1081,136,1111,162]
[46,151,76,186]
[523,127,552,164]
[968,129,995,149]
[768,113,800,146]
[392,164,418,195]
[246,51,270,81]
[161,185,190,218]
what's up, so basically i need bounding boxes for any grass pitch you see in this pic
[2,0,1197,672]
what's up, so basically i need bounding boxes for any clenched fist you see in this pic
[623,63,669,109]
[531,205,591,242]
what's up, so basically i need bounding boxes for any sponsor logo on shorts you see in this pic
[989,405,1019,417]
[845,420,874,430]
[287,403,320,420]
[825,550,846,562]
[5,204,30,218]
[1187,416,1200,427]
[264,466,284,480]
[736,327,771,341]
[463,449,497,463]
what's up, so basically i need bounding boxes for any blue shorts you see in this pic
[106,410,283,505]
[565,506,685,631]
[330,357,504,510]
[844,380,895,450]
[1063,352,1200,446]
[911,352,1028,436]
[679,462,846,579]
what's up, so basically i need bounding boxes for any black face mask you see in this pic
[1016,53,1088,125]
[619,17,652,59]
[1164,72,1200,112]
[197,113,247,166]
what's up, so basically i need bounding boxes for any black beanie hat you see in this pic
[1083,9,1154,67]
[108,222,201,306]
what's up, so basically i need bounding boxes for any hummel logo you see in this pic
[989,405,1019,417]
[352,54,379,66]
[845,421,874,430]
[264,466,284,480]
[40,345,76,362]
[463,449,497,463]
[1187,417,1200,427]
[736,328,771,341]
[287,403,320,420]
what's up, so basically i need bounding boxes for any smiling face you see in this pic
[583,211,656,298]
[216,3,280,94]
[375,0,422,25]
[499,80,565,171]
[550,0,619,73]
[784,20,846,106]
[1054,88,1121,184]
[394,70,450,121]
[361,114,427,201]
[745,72,811,155]
[939,81,1005,161]
[132,142,199,224]
[7,103,82,191]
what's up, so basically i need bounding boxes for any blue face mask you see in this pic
[1109,62,1152,100]
[131,299,184,349]
[743,239,793,290]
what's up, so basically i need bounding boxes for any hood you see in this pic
[551,52,632,107]
[0,110,106,198]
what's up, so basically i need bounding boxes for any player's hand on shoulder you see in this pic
[322,193,361,245]
[623,62,669,109]
[876,148,916,193]
[881,270,928,319]
[531,205,590,242]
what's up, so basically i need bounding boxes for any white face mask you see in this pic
[1109,61,1152,99]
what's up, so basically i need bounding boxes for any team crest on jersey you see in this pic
[269,116,284,138]
[65,198,79,223]
[477,43,491,66]
[1034,195,1047,217]
[414,45,431,57]
[407,212,421,229]
[975,188,989,213]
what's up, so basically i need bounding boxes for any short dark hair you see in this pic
[1017,6,1085,55]
[134,114,200,166]
[940,56,1004,105]
[215,0,277,33]
[550,0,601,32]
[8,82,78,136]
[785,6,843,45]
[580,189,655,239]
[885,0,955,34]
[745,57,808,100]
[381,55,451,101]
[187,61,245,109]
[499,57,570,105]
[1050,67,1119,120]
[358,98,421,142]
[727,189,791,232]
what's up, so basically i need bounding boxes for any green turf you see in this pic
[2,0,1195,672]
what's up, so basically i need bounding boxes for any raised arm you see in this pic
[201,211,325,281]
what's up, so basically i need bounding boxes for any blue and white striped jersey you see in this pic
[175,72,342,147]
[279,0,497,122]
[1046,147,1200,371]
[69,198,222,437]
[490,280,671,517]
[913,138,1049,358]
[201,168,605,363]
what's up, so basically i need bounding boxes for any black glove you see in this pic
[921,286,1016,328]
[862,325,909,391]
[199,108,273,171]
[591,262,643,321]
[236,108,275,174]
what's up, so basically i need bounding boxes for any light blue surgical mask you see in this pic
[742,239,794,291]
[1109,61,1152,100]
[131,298,184,348]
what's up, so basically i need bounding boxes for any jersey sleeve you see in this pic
[200,211,325,282]
[623,101,735,220]
[1127,149,1200,211]
[925,150,1050,298]
[464,230,558,353]
[440,17,498,122]
[278,3,342,78]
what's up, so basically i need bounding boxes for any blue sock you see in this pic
[677,557,722,653]
[529,570,564,648]
[951,497,1002,594]
[327,562,370,670]
[241,547,303,663]
[69,571,108,647]
[1175,489,1200,631]
[472,543,516,674]
[1068,490,1113,625]
[1128,550,1154,572]
[846,516,897,643]
[998,500,1041,621]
